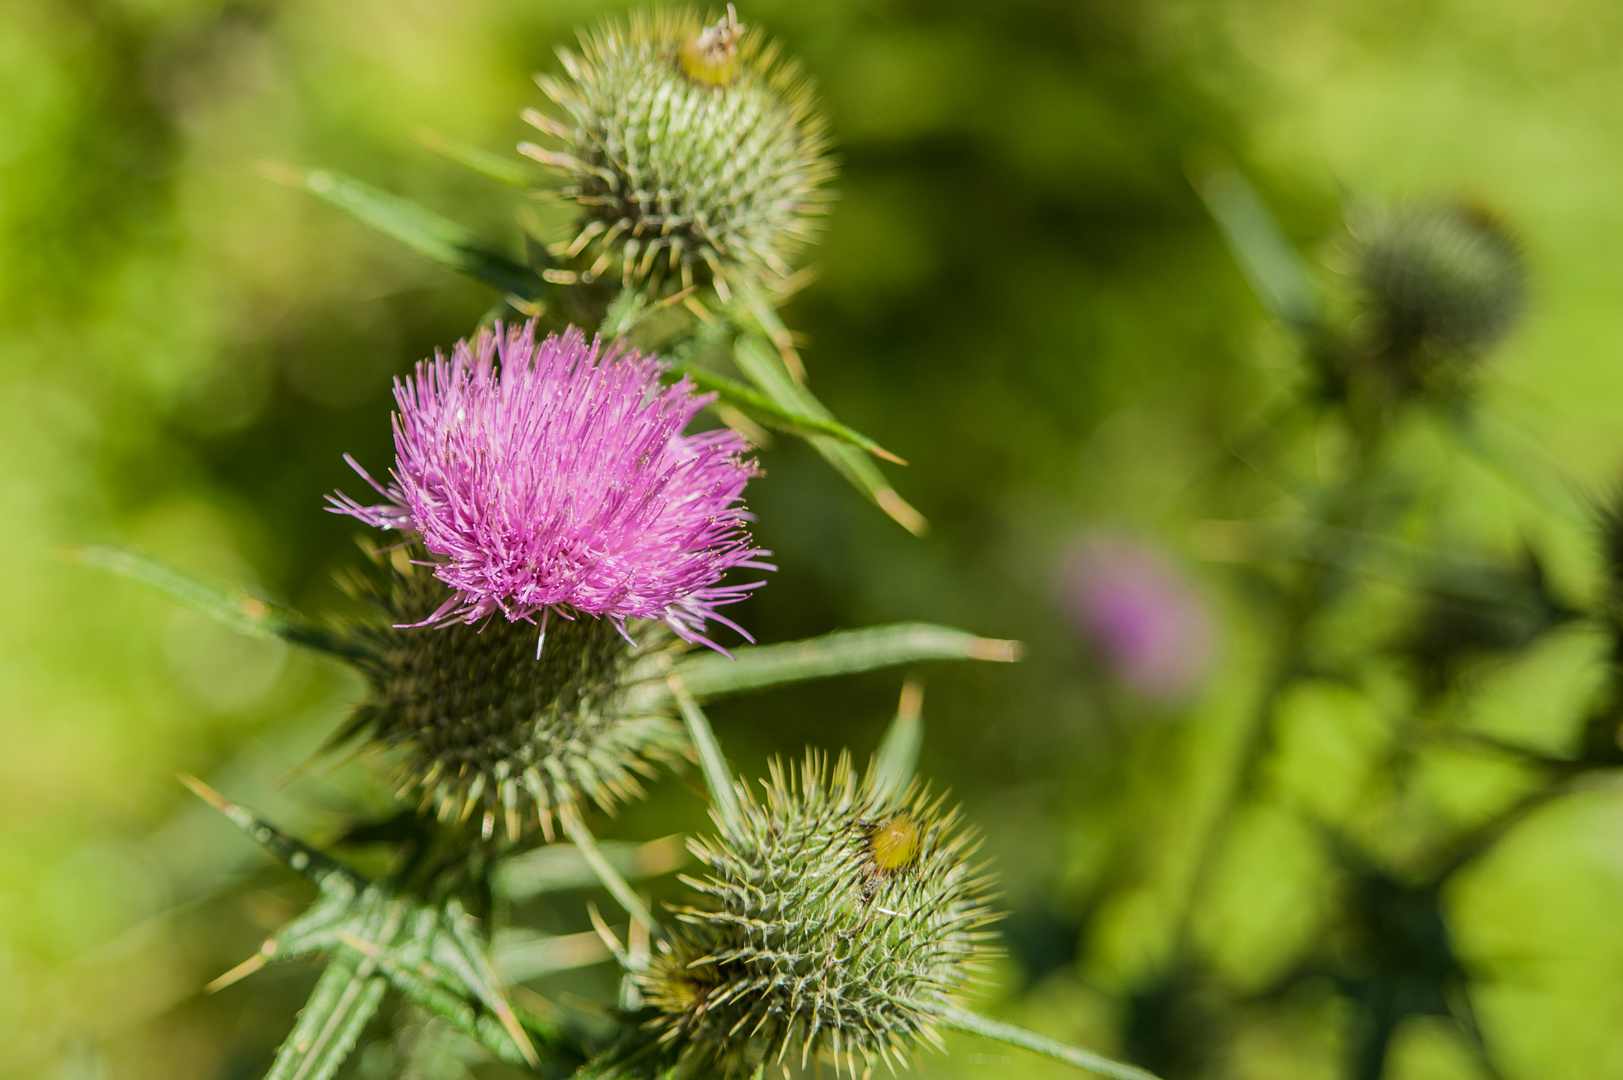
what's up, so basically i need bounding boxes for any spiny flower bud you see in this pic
[639,753,996,1076]
[1351,201,1526,363]
[340,549,689,843]
[523,7,834,298]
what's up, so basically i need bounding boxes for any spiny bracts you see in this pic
[523,7,834,299]
[638,752,997,1076]
[1351,201,1525,366]
[338,549,690,843]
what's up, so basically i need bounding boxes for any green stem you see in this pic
[667,675,747,841]
[935,1006,1163,1080]
[1169,418,1390,952]
[558,804,657,936]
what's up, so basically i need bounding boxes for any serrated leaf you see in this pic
[267,959,389,1080]
[730,332,927,535]
[74,546,371,661]
[189,782,552,1071]
[1192,164,1321,335]
[292,167,551,303]
[670,622,1022,700]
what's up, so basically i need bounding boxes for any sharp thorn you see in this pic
[205,949,269,993]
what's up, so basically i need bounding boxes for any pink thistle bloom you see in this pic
[1057,529,1213,703]
[330,321,770,652]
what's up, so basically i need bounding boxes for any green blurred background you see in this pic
[7,0,1623,1077]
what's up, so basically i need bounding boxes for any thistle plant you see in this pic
[271,4,924,535]
[73,9,1164,1078]
[1071,166,1579,1079]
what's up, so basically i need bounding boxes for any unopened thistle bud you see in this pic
[339,548,690,843]
[1351,201,1526,365]
[639,753,996,1076]
[523,7,834,298]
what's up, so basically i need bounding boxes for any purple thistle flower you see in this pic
[1057,529,1213,703]
[330,321,770,652]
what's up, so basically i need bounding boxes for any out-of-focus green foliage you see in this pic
[7,1,1623,1078]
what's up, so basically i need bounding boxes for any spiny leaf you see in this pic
[868,679,924,806]
[267,959,389,1080]
[666,359,904,463]
[72,545,367,661]
[339,932,554,1070]
[1190,162,1321,335]
[269,163,552,303]
[670,622,1022,700]
[730,332,926,535]
[186,780,546,1069]
[393,1019,485,1080]
[180,774,359,891]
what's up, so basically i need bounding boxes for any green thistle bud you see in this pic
[341,549,689,843]
[523,6,834,299]
[638,752,997,1076]
[1351,201,1526,365]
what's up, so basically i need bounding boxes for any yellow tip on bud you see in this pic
[869,816,922,872]
[679,5,745,86]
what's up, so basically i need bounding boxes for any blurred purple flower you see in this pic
[1057,530,1213,702]
[330,321,769,652]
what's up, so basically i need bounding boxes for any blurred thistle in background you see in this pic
[1056,530,1214,704]
[10,1,1623,1079]
[1340,200,1527,400]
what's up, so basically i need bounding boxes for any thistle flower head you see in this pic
[639,753,996,1076]
[1350,200,1526,365]
[524,7,834,298]
[340,548,690,842]
[331,321,769,652]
